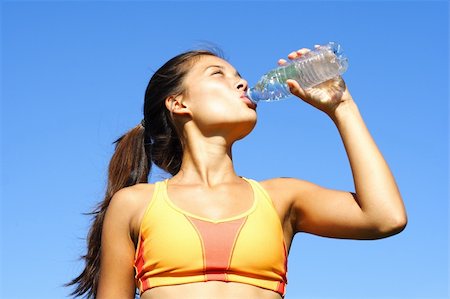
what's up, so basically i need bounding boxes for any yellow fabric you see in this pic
[134,178,288,296]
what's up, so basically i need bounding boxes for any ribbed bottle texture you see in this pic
[247,42,348,103]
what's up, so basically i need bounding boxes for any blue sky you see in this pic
[1,1,448,299]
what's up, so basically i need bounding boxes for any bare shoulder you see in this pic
[106,183,156,240]
[258,177,323,214]
[259,177,314,201]
[257,177,310,217]
[108,183,156,213]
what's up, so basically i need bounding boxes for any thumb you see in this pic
[286,79,307,99]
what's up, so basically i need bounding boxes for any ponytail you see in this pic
[66,124,149,298]
[68,49,221,298]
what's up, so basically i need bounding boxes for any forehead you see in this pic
[189,55,235,73]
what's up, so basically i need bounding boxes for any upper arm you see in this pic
[272,178,384,240]
[96,188,139,299]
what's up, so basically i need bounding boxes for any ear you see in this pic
[165,95,191,117]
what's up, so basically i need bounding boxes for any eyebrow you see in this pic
[205,65,241,78]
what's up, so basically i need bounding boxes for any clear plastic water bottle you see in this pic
[247,42,348,103]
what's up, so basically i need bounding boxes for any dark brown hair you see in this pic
[67,49,219,298]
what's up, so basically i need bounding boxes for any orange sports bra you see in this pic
[134,178,288,296]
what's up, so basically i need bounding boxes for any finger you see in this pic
[286,79,307,99]
[278,58,288,66]
[288,48,310,60]
[287,51,298,60]
[296,48,310,55]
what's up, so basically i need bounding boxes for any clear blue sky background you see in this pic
[1,1,448,299]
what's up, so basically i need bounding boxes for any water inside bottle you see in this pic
[247,42,348,102]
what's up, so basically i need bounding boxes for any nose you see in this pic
[236,78,248,91]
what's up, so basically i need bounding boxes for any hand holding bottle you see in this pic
[279,47,354,116]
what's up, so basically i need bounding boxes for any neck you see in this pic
[171,135,239,187]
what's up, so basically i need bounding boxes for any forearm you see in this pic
[330,99,407,233]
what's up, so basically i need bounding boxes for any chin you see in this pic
[235,118,257,140]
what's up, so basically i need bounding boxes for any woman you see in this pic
[68,47,407,299]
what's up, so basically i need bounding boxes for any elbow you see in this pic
[376,212,408,238]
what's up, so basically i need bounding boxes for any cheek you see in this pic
[189,86,233,116]
[193,101,231,125]
[204,100,231,114]
[187,83,256,126]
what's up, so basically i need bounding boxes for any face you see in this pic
[174,55,257,141]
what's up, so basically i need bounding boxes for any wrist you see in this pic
[328,98,360,124]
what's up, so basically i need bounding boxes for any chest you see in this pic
[166,184,255,221]
[138,195,286,277]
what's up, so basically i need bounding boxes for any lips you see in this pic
[240,93,257,110]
